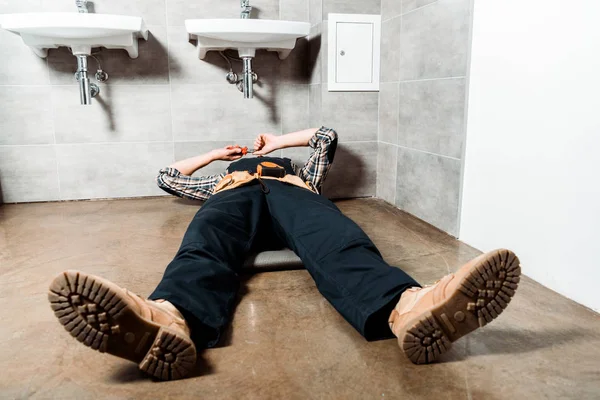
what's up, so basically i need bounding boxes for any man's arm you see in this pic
[296,127,338,192]
[156,146,243,201]
[252,127,338,192]
[253,128,319,155]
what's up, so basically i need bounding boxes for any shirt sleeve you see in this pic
[297,126,338,193]
[156,167,224,201]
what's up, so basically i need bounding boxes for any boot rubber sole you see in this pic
[400,249,521,364]
[48,270,196,380]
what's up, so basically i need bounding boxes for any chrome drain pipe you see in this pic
[76,55,99,105]
[242,57,254,99]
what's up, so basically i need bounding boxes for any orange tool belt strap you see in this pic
[213,162,318,195]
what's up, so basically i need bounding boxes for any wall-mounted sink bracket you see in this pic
[185,0,309,99]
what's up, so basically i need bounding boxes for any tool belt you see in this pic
[213,162,318,195]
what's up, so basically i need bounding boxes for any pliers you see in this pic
[240,146,256,156]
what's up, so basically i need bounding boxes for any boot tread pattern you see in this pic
[402,249,521,365]
[139,329,197,380]
[48,271,196,380]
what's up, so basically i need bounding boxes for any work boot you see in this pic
[48,270,196,380]
[389,249,521,364]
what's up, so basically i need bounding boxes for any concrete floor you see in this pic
[1,197,599,399]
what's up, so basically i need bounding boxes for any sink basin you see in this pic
[0,12,148,58]
[185,19,310,59]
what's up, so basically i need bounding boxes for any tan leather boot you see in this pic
[389,249,521,365]
[48,270,197,380]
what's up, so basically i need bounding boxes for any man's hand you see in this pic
[253,133,281,156]
[211,145,244,161]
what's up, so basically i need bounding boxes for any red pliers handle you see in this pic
[240,146,255,156]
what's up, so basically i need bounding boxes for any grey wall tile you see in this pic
[48,26,169,85]
[52,85,172,144]
[0,145,60,202]
[0,29,49,85]
[309,0,322,25]
[166,26,232,85]
[33,0,166,25]
[37,0,73,12]
[46,47,79,85]
[279,37,310,84]
[279,84,309,133]
[94,26,170,85]
[322,0,380,18]
[82,0,167,26]
[399,0,471,80]
[396,147,460,235]
[281,146,310,168]
[377,142,397,204]
[382,0,403,20]
[171,84,280,142]
[378,83,398,145]
[0,0,45,13]
[308,24,322,85]
[0,86,54,145]
[380,17,401,83]
[321,88,378,141]
[281,0,309,21]
[402,0,437,14]
[323,141,377,198]
[320,22,328,84]
[56,142,174,199]
[398,78,466,159]
[167,0,280,26]
[309,84,322,127]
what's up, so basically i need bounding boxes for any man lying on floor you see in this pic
[48,127,521,380]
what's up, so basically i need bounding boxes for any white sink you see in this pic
[185,19,310,60]
[0,12,149,58]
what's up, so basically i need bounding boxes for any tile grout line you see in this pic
[393,0,401,207]
[396,7,402,145]
[381,76,466,85]
[395,82,400,152]
[393,144,398,205]
[380,0,389,203]
[379,141,461,161]
[382,0,441,22]
[401,0,440,18]
[0,140,381,147]
[164,0,169,27]
[46,55,63,201]
[165,1,176,164]
[376,64,381,197]
[306,0,309,24]
[464,358,473,400]
[381,14,401,24]
[393,81,399,205]
[0,142,170,148]
[279,0,283,20]
[0,84,171,87]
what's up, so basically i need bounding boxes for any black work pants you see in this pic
[149,180,421,348]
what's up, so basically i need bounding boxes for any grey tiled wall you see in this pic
[1,0,473,237]
[0,0,313,202]
[377,0,473,236]
[308,0,381,199]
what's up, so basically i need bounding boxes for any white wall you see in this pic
[460,0,600,312]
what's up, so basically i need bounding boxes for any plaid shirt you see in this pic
[156,127,338,201]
